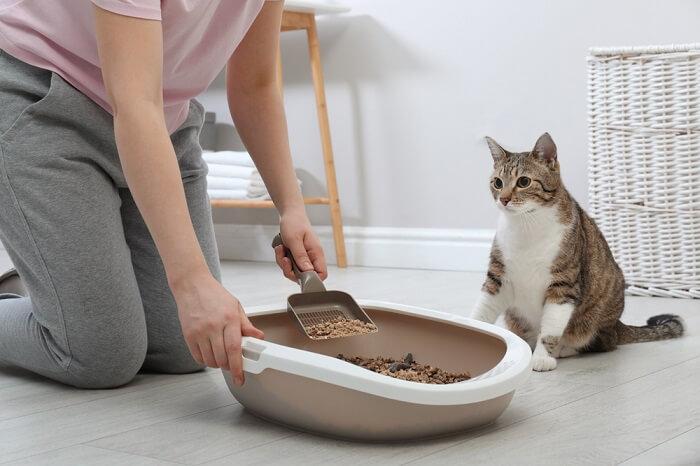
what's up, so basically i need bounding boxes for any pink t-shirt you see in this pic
[0,0,270,134]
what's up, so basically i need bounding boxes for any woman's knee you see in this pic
[142,344,205,375]
[67,350,147,389]
[65,327,148,389]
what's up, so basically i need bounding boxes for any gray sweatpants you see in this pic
[0,50,220,388]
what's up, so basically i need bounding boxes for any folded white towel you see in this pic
[207,189,249,200]
[247,178,269,198]
[206,176,251,190]
[247,191,272,200]
[206,166,300,201]
[206,164,256,179]
[203,150,255,168]
[245,173,301,199]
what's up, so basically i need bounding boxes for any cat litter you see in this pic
[305,316,377,339]
[337,353,471,384]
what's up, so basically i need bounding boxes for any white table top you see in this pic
[283,0,351,15]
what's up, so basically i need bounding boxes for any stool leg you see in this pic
[306,15,347,267]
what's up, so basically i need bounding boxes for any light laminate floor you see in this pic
[0,252,698,465]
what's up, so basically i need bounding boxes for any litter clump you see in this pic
[337,353,471,384]
[304,316,377,339]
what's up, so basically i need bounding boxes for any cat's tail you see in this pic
[615,314,685,344]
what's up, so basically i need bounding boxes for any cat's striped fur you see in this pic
[471,133,684,371]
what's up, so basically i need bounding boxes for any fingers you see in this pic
[287,237,313,272]
[306,236,328,280]
[210,332,229,369]
[274,245,296,281]
[282,258,296,281]
[241,310,265,339]
[186,340,204,365]
[198,341,217,368]
[193,328,228,369]
[224,322,244,386]
[277,227,327,281]
[274,244,285,268]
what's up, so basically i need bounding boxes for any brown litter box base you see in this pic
[225,304,524,441]
[305,317,377,339]
[226,368,514,442]
[338,354,471,384]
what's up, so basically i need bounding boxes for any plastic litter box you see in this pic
[222,301,532,441]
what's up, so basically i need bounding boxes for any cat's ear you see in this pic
[532,132,557,168]
[485,136,507,164]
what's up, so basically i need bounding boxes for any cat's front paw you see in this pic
[532,355,557,372]
[541,335,561,357]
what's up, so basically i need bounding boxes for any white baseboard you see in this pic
[214,224,494,272]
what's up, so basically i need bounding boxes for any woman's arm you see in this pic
[226,1,328,281]
[92,5,262,386]
[93,7,204,285]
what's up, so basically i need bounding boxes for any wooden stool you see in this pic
[211,2,350,267]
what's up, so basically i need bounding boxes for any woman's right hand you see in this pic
[274,210,328,282]
[171,271,264,387]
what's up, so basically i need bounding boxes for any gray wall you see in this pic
[197,0,700,230]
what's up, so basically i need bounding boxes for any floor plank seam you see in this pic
[616,424,700,465]
[0,374,201,423]
[0,451,43,465]
[547,353,700,391]
[542,376,613,389]
[81,401,240,446]
[84,444,190,465]
[399,383,616,465]
[199,432,301,465]
[606,354,700,390]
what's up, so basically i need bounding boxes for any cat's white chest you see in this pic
[496,208,566,320]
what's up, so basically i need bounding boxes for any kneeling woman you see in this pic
[0,0,326,388]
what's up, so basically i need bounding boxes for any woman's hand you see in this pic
[275,210,328,282]
[172,271,264,387]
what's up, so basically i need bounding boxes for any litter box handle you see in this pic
[239,338,295,375]
[239,338,268,374]
[271,233,326,293]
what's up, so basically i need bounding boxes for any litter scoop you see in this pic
[272,234,378,340]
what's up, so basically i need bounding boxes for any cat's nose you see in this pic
[500,197,510,206]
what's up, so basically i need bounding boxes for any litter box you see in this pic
[222,301,532,441]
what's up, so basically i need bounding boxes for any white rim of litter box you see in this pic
[235,300,533,406]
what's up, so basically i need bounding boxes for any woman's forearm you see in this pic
[227,80,305,216]
[113,104,209,288]
[93,6,208,289]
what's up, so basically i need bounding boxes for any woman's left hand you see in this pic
[274,210,328,282]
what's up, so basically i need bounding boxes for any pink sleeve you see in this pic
[90,0,162,20]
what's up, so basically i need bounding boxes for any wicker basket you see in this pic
[588,44,700,298]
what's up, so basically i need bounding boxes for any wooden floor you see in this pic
[0,252,698,465]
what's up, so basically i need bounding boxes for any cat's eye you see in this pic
[517,176,531,188]
[493,177,503,189]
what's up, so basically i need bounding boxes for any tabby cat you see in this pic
[471,133,684,371]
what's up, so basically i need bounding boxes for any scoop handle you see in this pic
[271,234,326,293]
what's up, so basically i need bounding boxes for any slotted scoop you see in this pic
[272,234,378,340]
